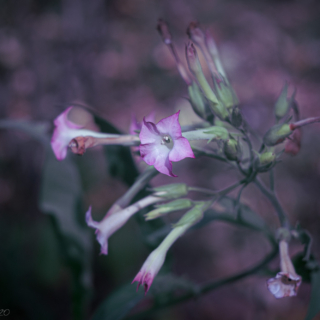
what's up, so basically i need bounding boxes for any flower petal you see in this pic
[169,137,195,162]
[140,143,176,177]
[156,110,182,139]
[139,118,161,144]
[267,272,301,298]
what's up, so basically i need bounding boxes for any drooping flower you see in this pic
[133,203,206,294]
[139,111,195,177]
[132,221,189,294]
[267,240,302,298]
[86,195,163,255]
[51,107,120,160]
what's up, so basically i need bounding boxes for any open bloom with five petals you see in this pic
[267,240,302,298]
[139,110,195,177]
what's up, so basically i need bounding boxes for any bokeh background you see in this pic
[0,0,320,319]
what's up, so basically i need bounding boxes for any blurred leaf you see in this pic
[92,282,144,320]
[39,147,92,319]
[0,119,49,144]
[93,114,139,186]
[305,268,320,320]
[150,274,198,298]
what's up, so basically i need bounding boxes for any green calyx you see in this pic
[224,138,241,161]
[145,199,193,221]
[188,82,212,121]
[263,123,292,146]
[213,76,238,110]
[153,183,188,199]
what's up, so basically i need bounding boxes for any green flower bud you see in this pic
[224,138,241,161]
[213,76,238,109]
[153,183,188,199]
[145,199,193,221]
[263,124,292,146]
[188,81,212,121]
[230,107,242,128]
[255,151,276,172]
[173,202,208,227]
[186,43,228,120]
[275,82,290,120]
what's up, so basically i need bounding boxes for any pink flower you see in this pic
[130,112,155,135]
[132,224,188,294]
[86,195,163,255]
[51,107,118,160]
[267,240,302,298]
[139,111,195,177]
[132,202,205,294]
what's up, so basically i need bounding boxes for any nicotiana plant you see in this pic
[50,19,320,318]
[3,19,319,320]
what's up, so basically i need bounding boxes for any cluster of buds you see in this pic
[157,20,240,126]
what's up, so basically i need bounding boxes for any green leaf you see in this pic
[305,268,320,320]
[92,282,144,320]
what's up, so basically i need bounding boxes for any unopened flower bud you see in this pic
[186,43,228,120]
[205,30,226,78]
[145,199,193,220]
[230,107,242,128]
[157,19,172,45]
[263,124,292,146]
[224,138,241,161]
[275,82,290,120]
[153,183,188,199]
[255,151,276,172]
[187,22,219,78]
[213,76,238,109]
[188,81,212,121]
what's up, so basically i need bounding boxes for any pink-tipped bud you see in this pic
[157,19,172,45]
[185,42,201,74]
[186,21,206,46]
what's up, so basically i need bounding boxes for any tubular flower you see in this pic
[51,107,118,160]
[132,203,205,294]
[139,111,195,177]
[132,222,190,294]
[267,240,302,298]
[86,195,163,255]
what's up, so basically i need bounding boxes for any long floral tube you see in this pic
[132,223,190,294]
[86,195,164,255]
[267,240,302,298]
[69,135,140,155]
[132,202,206,294]
[51,107,135,160]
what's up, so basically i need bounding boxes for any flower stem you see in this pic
[254,177,289,228]
[189,179,246,196]
[290,116,320,130]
